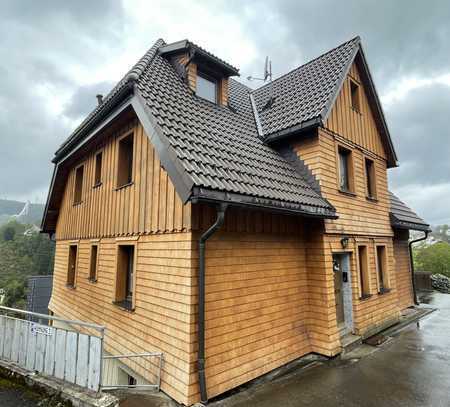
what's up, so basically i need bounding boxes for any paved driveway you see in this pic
[213,291,450,407]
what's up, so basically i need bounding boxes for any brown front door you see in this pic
[333,255,345,325]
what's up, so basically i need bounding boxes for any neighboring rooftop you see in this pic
[389,192,430,232]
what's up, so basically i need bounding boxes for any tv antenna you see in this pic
[247,56,275,109]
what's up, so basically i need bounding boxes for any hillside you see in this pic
[0,199,44,227]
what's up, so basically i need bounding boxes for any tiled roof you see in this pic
[253,37,360,139]
[389,192,430,231]
[136,43,334,215]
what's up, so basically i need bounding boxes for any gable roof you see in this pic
[42,38,340,232]
[252,37,398,168]
[389,191,430,232]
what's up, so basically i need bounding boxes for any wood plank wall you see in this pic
[187,206,312,403]
[55,120,191,240]
[324,62,386,159]
[50,233,196,406]
[393,230,414,310]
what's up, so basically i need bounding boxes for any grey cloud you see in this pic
[0,1,125,200]
[63,81,116,122]
[388,84,450,188]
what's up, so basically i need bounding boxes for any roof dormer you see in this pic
[159,40,239,106]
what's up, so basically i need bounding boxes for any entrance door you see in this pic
[333,255,345,325]
[333,253,353,334]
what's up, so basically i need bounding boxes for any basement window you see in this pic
[350,79,361,112]
[365,158,377,199]
[358,245,370,298]
[376,246,389,293]
[114,245,135,310]
[89,245,98,282]
[73,165,84,204]
[117,133,134,188]
[196,72,218,103]
[338,146,354,193]
[94,151,103,186]
[67,245,78,288]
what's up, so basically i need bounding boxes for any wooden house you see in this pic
[41,37,430,405]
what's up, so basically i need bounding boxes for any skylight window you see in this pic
[196,73,217,103]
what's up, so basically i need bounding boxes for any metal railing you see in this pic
[0,306,164,393]
[102,352,164,391]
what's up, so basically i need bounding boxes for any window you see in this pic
[89,245,98,282]
[358,245,370,298]
[67,245,78,288]
[73,165,84,204]
[196,73,217,103]
[365,158,376,199]
[115,245,135,310]
[94,152,103,186]
[350,79,360,111]
[376,246,389,292]
[117,134,134,188]
[338,146,353,193]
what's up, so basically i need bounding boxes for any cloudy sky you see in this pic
[1,0,449,225]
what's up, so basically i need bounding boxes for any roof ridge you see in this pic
[252,36,360,94]
[55,38,165,156]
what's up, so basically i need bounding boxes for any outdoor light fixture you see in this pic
[340,236,349,249]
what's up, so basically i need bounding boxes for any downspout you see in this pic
[408,230,429,305]
[198,203,227,404]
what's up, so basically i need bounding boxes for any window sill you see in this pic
[113,300,135,312]
[359,294,372,301]
[115,181,134,191]
[366,196,378,203]
[378,288,391,295]
[88,278,97,283]
[66,284,76,290]
[72,201,83,207]
[93,182,102,189]
[338,189,357,198]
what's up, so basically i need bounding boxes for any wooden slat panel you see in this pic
[35,330,46,373]
[26,327,37,370]
[54,330,67,380]
[44,329,56,376]
[88,336,102,391]
[55,120,191,240]
[65,331,78,383]
[18,320,28,366]
[76,334,90,387]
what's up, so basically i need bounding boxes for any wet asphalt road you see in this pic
[214,291,450,407]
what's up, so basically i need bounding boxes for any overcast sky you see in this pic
[0,0,449,225]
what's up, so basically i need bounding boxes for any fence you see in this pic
[0,306,105,392]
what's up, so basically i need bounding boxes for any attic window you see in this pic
[117,133,134,188]
[350,79,360,112]
[196,72,217,103]
[73,165,84,205]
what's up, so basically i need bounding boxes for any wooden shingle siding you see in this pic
[325,62,386,159]
[188,207,312,402]
[55,120,191,240]
[50,234,196,406]
[393,230,414,310]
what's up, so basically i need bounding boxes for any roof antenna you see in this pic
[247,56,275,109]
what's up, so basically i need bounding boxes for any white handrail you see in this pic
[0,305,105,333]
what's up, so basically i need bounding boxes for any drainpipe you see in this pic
[408,230,429,305]
[198,203,227,404]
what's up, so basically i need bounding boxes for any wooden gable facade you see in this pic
[47,41,418,406]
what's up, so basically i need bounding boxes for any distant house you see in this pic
[42,37,430,405]
[26,275,53,324]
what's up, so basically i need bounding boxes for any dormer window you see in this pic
[196,72,217,103]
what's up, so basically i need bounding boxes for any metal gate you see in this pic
[0,306,105,392]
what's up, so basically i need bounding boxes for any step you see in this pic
[340,334,362,353]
